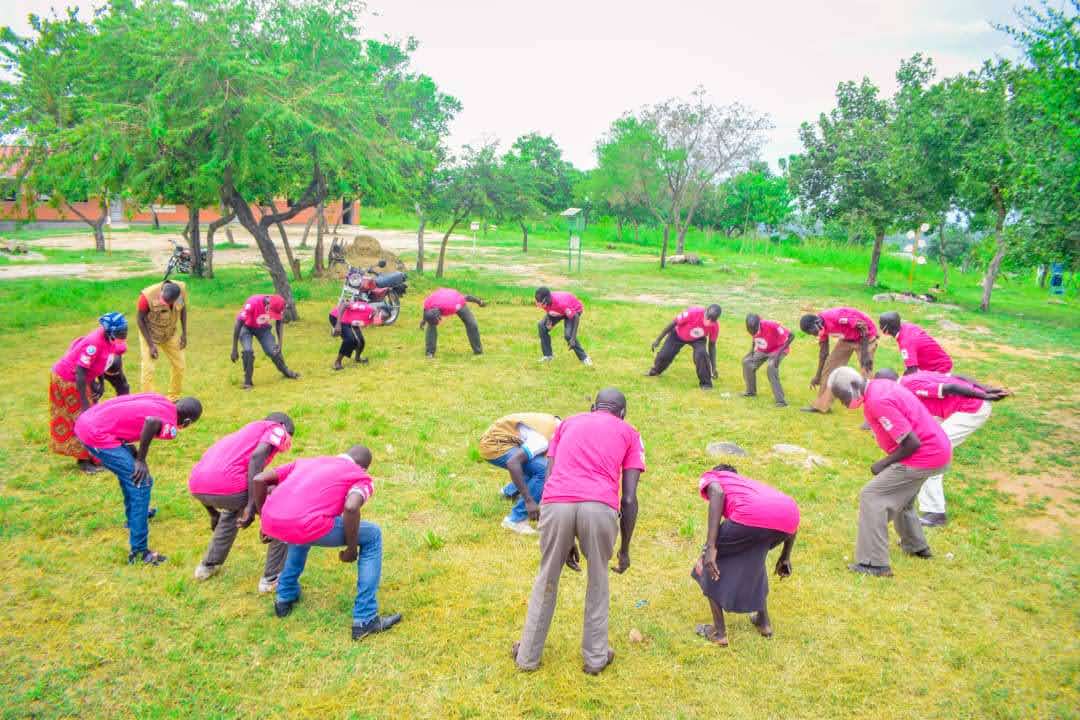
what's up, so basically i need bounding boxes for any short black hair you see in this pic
[534,287,552,304]
[711,463,737,473]
[799,314,820,334]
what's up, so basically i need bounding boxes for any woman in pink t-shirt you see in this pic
[329,299,389,370]
[690,464,799,646]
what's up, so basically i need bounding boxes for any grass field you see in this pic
[0,230,1077,719]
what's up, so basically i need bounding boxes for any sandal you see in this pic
[128,549,167,566]
[695,624,728,646]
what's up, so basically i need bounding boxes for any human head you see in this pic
[874,368,899,381]
[345,444,373,469]
[799,313,823,336]
[422,307,442,326]
[175,397,203,427]
[265,411,295,436]
[745,313,761,335]
[534,287,552,306]
[99,311,128,340]
[827,367,866,409]
[161,281,182,305]
[267,295,286,321]
[592,387,627,419]
[711,463,737,474]
[705,304,722,322]
[879,311,901,336]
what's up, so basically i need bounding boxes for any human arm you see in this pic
[332,301,346,336]
[131,416,164,485]
[857,324,872,373]
[505,450,538,521]
[903,365,919,375]
[464,294,486,307]
[179,304,188,349]
[338,491,366,563]
[942,382,1010,402]
[779,332,795,355]
[74,365,92,411]
[275,319,284,349]
[702,483,725,581]
[775,531,796,577]
[811,339,829,387]
[651,321,675,351]
[230,318,243,362]
[611,469,641,574]
[137,307,157,358]
[243,466,281,519]
[708,339,718,379]
[871,432,921,475]
[239,443,275,528]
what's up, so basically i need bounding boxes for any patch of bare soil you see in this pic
[993,466,1079,536]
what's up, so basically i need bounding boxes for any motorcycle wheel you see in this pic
[383,291,401,325]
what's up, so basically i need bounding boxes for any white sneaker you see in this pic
[258,575,279,594]
[539,356,553,363]
[501,517,538,535]
[582,356,593,367]
[194,563,220,581]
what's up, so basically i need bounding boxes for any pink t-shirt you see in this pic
[863,380,951,468]
[423,288,466,322]
[753,319,791,355]
[698,470,800,534]
[895,323,952,373]
[237,295,276,329]
[899,372,984,418]
[674,307,720,343]
[542,411,646,511]
[188,420,292,496]
[819,307,878,343]
[74,392,179,449]
[260,456,375,544]
[52,327,124,382]
[541,292,583,319]
[331,302,378,327]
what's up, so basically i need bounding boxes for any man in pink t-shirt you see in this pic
[188,412,295,591]
[742,313,794,406]
[329,299,390,369]
[800,307,879,413]
[514,388,645,675]
[828,367,951,577]
[879,312,953,374]
[647,304,721,389]
[251,446,402,641]
[876,368,1009,527]
[535,287,592,366]
[420,288,485,357]
[230,294,300,389]
[74,392,203,565]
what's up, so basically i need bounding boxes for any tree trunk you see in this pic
[660,223,671,269]
[615,216,623,242]
[633,219,639,244]
[866,229,885,286]
[675,224,688,255]
[188,206,203,277]
[150,206,160,230]
[415,202,426,274]
[67,201,108,251]
[204,208,236,280]
[223,187,300,321]
[314,201,327,276]
[980,191,1008,312]
[520,221,528,253]
[436,216,462,278]
[262,204,302,280]
[1037,265,1048,288]
[298,210,316,249]
[938,216,948,291]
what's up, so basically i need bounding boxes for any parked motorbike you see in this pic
[339,259,408,325]
[164,237,207,280]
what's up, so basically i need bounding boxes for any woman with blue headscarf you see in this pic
[50,312,131,472]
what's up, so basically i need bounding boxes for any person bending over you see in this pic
[647,305,721,390]
[799,307,878,413]
[878,312,953,375]
[479,413,562,535]
[230,294,300,389]
[535,287,591,366]
[420,288,485,357]
[330,299,390,370]
[741,313,793,406]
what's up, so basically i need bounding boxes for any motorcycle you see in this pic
[164,237,207,280]
[339,259,408,325]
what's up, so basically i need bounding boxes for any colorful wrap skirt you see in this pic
[48,371,91,461]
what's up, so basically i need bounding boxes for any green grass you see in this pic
[0,230,1077,719]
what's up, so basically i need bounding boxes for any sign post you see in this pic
[469,221,480,257]
[560,208,584,273]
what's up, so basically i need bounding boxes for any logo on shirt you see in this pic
[163,425,178,438]
[85,345,97,356]
[690,327,705,339]
[256,314,271,325]
[879,416,893,431]
[900,349,909,359]
[754,337,767,349]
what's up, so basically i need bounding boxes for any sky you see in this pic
[5,0,1027,170]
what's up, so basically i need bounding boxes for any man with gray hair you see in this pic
[827,367,951,577]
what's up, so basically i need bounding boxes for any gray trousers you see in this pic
[742,350,786,403]
[238,325,279,356]
[855,462,947,567]
[517,502,618,670]
[192,491,287,579]
[425,307,482,355]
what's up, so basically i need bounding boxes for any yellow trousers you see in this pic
[139,331,185,400]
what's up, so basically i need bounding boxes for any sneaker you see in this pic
[502,517,538,535]
[129,549,167,566]
[426,353,435,359]
[194,562,220,581]
[258,575,279,594]
[848,562,893,577]
[274,599,296,618]
[775,401,788,408]
[582,356,593,367]
[539,356,553,363]
[352,613,403,641]
[919,512,947,527]
[740,392,756,398]
[906,547,933,559]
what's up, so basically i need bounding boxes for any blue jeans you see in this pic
[276,517,383,625]
[490,449,548,523]
[88,444,152,554]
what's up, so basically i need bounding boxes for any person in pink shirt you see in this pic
[741,313,794,406]
[828,367,951,577]
[49,312,131,473]
[420,288,485,357]
[249,445,402,641]
[74,392,202,565]
[535,287,591,366]
[188,412,295,591]
[800,307,879,413]
[647,304,721,389]
[329,299,390,370]
[879,312,953,374]
[513,388,645,675]
[876,368,1009,527]
[230,294,300,389]
[690,464,799,646]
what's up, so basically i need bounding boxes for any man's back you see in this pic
[542,411,645,510]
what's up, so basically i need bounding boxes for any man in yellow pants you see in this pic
[137,280,188,400]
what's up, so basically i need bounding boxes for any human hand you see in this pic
[870,460,888,476]
[704,546,720,581]
[650,340,659,352]
[810,375,821,389]
[131,459,150,486]
[230,348,239,363]
[238,505,256,529]
[179,334,188,350]
[149,344,159,360]
[332,326,341,337]
[712,368,719,381]
[611,549,631,574]
[525,498,540,522]
[565,544,581,572]
[339,547,358,563]
[775,558,792,578]
[477,299,487,307]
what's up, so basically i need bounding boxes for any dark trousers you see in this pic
[426,307,482,355]
[328,314,365,357]
[239,325,278,356]
[539,315,587,361]
[650,334,712,387]
[191,490,287,578]
[742,350,786,404]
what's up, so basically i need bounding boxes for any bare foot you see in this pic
[694,624,728,646]
[750,612,773,638]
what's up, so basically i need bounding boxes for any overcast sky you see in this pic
[6,0,1027,169]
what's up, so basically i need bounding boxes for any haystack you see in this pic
[339,234,404,276]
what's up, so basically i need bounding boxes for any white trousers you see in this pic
[918,401,992,513]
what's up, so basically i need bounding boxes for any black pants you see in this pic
[426,307,482,356]
[328,313,365,357]
[90,357,130,401]
[539,315,587,361]
[650,334,712,387]
[239,325,278,356]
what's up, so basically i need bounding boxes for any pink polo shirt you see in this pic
[895,323,952,373]
[541,292,583,319]
[74,393,179,449]
[260,456,375,545]
[819,307,878,343]
[698,470,800,534]
[863,380,951,469]
[899,372,984,418]
[237,295,280,329]
[542,411,646,511]
[53,327,125,382]
[188,420,292,496]
[752,319,791,355]
[331,301,378,327]
[423,288,466,322]
[674,307,719,343]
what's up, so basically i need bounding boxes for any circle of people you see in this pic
[45,279,1010,670]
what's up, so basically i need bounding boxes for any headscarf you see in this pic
[98,312,128,338]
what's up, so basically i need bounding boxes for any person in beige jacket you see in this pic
[479,413,560,535]
[136,280,188,399]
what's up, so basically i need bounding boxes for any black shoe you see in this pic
[274,599,296,618]
[128,549,167,566]
[352,613,402,640]
[741,392,756,397]
[919,512,947,527]
[906,547,933,559]
[775,401,788,407]
[848,562,893,577]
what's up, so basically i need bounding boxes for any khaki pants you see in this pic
[812,338,878,411]
[855,462,947,567]
[191,491,287,578]
[140,330,185,400]
[918,401,992,514]
[516,501,618,671]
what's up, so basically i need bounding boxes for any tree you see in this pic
[496,149,543,252]
[432,143,501,278]
[497,134,575,251]
[712,162,793,236]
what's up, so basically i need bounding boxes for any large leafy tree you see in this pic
[499,133,575,251]
[708,162,792,236]
[431,143,501,278]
